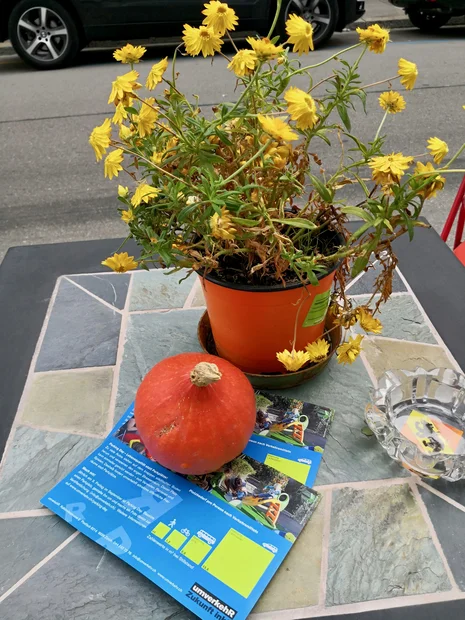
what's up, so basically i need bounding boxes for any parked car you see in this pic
[388,0,465,32]
[0,0,365,69]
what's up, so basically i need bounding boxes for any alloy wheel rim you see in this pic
[284,0,331,40]
[17,6,69,62]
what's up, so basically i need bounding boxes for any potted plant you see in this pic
[91,1,465,377]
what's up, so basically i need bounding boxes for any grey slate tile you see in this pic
[35,278,121,371]
[68,274,130,310]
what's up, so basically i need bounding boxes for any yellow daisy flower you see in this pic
[414,162,445,200]
[246,36,284,60]
[258,114,298,142]
[118,185,129,198]
[356,24,390,54]
[228,49,257,77]
[119,124,133,141]
[146,57,169,90]
[427,137,448,164]
[101,252,138,272]
[285,14,314,55]
[113,43,146,64]
[121,209,135,223]
[210,207,236,240]
[104,149,124,180]
[398,58,418,90]
[151,151,164,165]
[112,102,129,125]
[89,118,112,162]
[276,349,310,372]
[305,338,330,363]
[369,152,413,185]
[336,334,364,365]
[378,91,406,114]
[108,70,141,106]
[137,98,158,138]
[183,24,223,57]
[284,87,318,129]
[131,183,160,207]
[356,307,383,334]
[202,1,238,36]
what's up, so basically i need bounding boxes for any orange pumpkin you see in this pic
[134,352,256,475]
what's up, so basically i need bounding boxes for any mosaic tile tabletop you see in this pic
[1,264,465,620]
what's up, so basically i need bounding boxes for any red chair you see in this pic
[441,175,465,266]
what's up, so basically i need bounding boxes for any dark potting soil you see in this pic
[207,228,344,288]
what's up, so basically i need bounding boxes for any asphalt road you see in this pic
[1,26,465,263]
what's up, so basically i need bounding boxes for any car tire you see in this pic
[8,0,81,69]
[407,9,450,32]
[278,0,339,49]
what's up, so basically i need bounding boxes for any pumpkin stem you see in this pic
[190,362,222,387]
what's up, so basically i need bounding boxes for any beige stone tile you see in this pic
[21,368,113,435]
[253,493,325,613]
[363,337,454,379]
[191,282,206,307]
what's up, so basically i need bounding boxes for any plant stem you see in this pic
[374,110,388,141]
[226,30,239,53]
[268,0,282,39]
[443,143,465,169]
[361,75,398,90]
[289,43,363,77]
[221,139,274,186]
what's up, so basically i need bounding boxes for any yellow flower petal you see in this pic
[414,161,445,200]
[378,91,406,114]
[137,97,159,138]
[427,137,448,165]
[284,86,318,129]
[228,49,257,77]
[305,338,330,363]
[104,148,124,180]
[356,307,383,334]
[131,183,160,207]
[183,24,223,57]
[121,209,135,223]
[276,349,310,372]
[113,43,146,64]
[146,57,169,89]
[210,207,236,240]
[356,23,390,53]
[202,1,238,36]
[89,118,112,162]
[258,114,298,142]
[398,58,418,90]
[108,70,141,105]
[369,152,413,186]
[285,14,314,55]
[246,36,284,59]
[336,334,364,365]
[118,185,129,198]
[101,252,138,272]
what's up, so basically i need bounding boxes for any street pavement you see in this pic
[0,27,465,262]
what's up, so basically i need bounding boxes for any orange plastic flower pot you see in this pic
[200,266,339,374]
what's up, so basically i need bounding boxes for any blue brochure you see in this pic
[41,403,321,620]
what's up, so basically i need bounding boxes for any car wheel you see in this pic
[279,0,339,49]
[407,9,450,32]
[8,0,81,69]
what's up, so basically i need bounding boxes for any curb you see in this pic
[1,16,464,58]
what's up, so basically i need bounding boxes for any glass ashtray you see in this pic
[365,367,465,481]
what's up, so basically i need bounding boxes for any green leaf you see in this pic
[340,206,374,222]
[308,174,333,203]
[336,103,351,132]
[271,218,317,230]
[361,426,374,437]
[351,254,370,278]
[124,106,139,115]
[231,216,259,227]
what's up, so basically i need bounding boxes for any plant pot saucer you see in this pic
[197,311,342,390]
